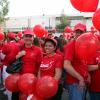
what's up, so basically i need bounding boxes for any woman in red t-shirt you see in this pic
[16,29,42,75]
[38,38,63,100]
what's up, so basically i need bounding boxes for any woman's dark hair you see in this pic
[55,37,67,52]
[33,37,40,46]
[44,39,57,47]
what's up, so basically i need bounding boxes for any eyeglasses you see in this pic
[24,34,33,38]
[75,30,84,34]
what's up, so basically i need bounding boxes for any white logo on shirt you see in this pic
[40,61,54,70]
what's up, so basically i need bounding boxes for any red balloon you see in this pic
[33,25,46,37]
[5,74,20,92]
[0,32,5,41]
[92,8,100,32]
[70,0,99,12]
[36,76,58,98]
[64,26,73,33]
[18,32,23,38]
[44,29,48,38]
[18,73,37,94]
[19,92,28,100]
[75,32,100,61]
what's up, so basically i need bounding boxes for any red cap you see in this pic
[64,26,73,33]
[24,29,34,36]
[45,38,57,46]
[74,23,86,32]
[7,32,16,39]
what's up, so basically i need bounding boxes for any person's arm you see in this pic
[37,69,41,79]
[54,68,62,81]
[88,65,99,71]
[64,60,85,87]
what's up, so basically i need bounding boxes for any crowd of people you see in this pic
[0,23,100,100]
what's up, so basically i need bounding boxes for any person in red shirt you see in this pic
[0,32,5,92]
[13,29,42,100]
[16,29,42,75]
[38,38,63,100]
[88,51,100,100]
[1,32,20,100]
[64,23,98,100]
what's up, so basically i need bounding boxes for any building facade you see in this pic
[3,13,93,32]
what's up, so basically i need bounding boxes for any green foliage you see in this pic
[56,14,70,32]
[0,0,9,25]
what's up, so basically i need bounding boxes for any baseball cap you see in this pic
[24,29,34,36]
[7,32,16,39]
[74,23,86,32]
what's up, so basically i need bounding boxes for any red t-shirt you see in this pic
[64,40,88,84]
[39,53,63,77]
[2,42,20,66]
[56,49,64,57]
[88,52,100,92]
[89,70,100,92]
[21,45,42,75]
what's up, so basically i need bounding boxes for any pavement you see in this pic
[0,89,90,100]
[61,90,69,100]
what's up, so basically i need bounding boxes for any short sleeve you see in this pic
[36,47,43,65]
[64,41,75,62]
[55,55,64,69]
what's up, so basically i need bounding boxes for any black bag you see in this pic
[0,83,6,93]
[0,69,6,93]
[6,58,23,74]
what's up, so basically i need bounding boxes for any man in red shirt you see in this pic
[88,50,100,100]
[64,23,98,100]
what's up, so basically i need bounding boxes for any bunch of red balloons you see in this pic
[5,73,58,99]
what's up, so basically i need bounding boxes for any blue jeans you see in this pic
[89,92,100,100]
[67,83,86,100]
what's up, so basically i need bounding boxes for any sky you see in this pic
[8,0,80,17]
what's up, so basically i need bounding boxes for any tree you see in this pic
[56,14,71,32]
[0,0,9,25]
